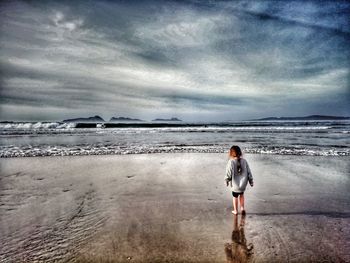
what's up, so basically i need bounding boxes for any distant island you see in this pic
[152,117,182,122]
[62,115,105,122]
[250,115,350,121]
[110,116,144,122]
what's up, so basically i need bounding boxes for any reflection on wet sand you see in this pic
[225,214,254,263]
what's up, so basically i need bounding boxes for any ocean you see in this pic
[0,120,349,158]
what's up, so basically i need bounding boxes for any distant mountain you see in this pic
[110,116,144,122]
[62,115,105,122]
[152,117,182,122]
[250,115,350,121]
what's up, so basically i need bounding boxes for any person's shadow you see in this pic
[224,214,254,263]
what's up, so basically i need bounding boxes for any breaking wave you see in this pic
[0,122,77,130]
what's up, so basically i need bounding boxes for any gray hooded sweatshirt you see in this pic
[225,158,253,193]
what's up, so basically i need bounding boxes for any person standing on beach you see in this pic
[225,145,254,215]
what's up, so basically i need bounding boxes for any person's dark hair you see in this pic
[229,145,242,174]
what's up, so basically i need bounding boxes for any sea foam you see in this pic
[1,144,349,158]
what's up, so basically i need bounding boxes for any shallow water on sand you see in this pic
[0,154,349,262]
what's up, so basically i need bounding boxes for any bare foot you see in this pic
[232,210,238,215]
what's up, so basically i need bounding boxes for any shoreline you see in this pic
[1,148,349,158]
[1,153,349,262]
[2,151,350,156]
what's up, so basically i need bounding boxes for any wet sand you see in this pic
[0,153,349,262]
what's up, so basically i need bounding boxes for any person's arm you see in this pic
[247,161,254,187]
[225,160,233,186]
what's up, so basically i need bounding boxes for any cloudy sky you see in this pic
[0,0,349,122]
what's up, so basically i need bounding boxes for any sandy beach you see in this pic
[0,153,349,262]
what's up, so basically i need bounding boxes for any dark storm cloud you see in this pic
[0,0,349,121]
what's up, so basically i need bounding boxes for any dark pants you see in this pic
[232,191,244,198]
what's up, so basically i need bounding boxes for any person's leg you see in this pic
[232,197,238,214]
[239,193,245,213]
